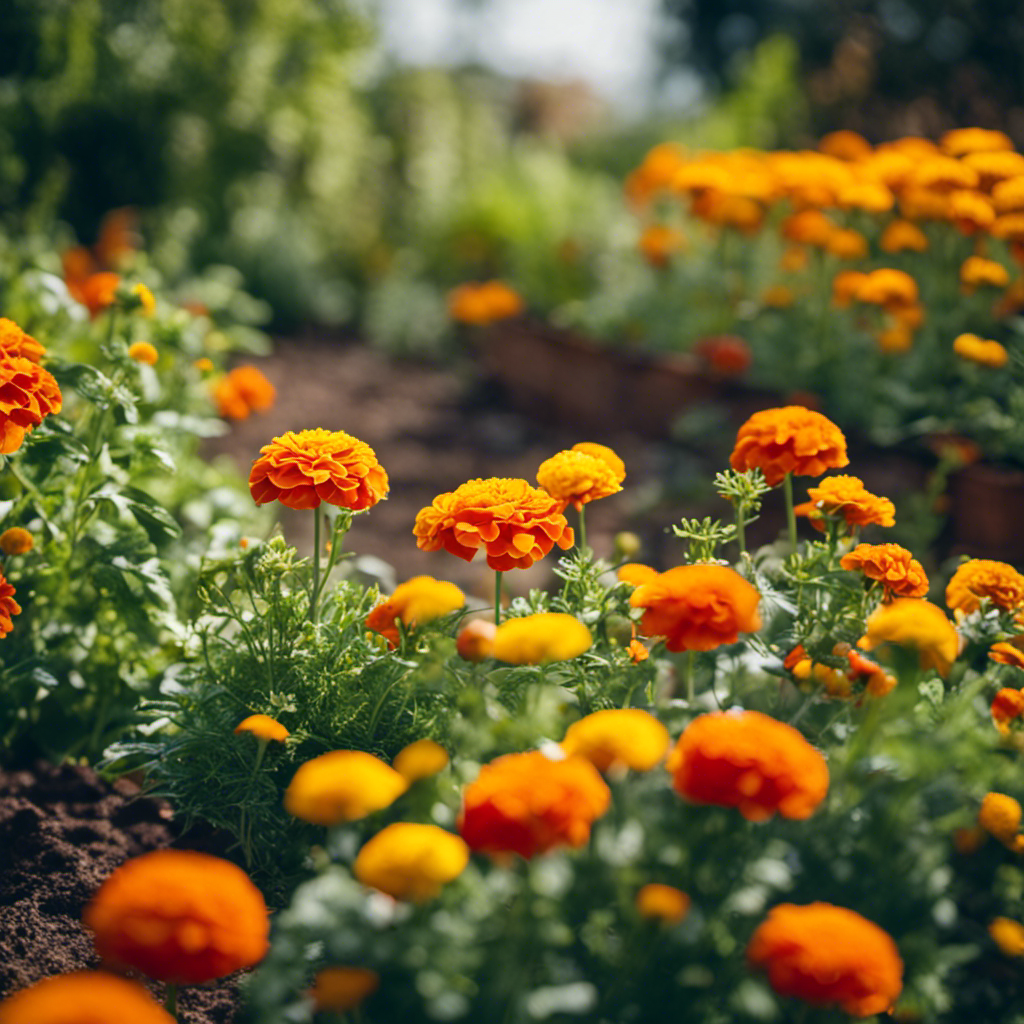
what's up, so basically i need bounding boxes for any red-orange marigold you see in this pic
[0,353,63,454]
[0,570,21,638]
[747,902,903,1017]
[249,429,388,511]
[0,317,45,363]
[730,406,848,487]
[414,477,573,572]
[668,710,828,821]
[840,543,929,600]
[0,972,175,1024]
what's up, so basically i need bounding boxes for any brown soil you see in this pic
[0,762,241,1021]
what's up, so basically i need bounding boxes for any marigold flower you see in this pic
[284,750,408,825]
[909,156,980,193]
[804,475,895,529]
[617,563,660,587]
[990,918,1024,957]
[492,612,592,664]
[414,477,573,572]
[537,449,623,511]
[818,129,873,161]
[860,598,958,677]
[879,219,928,253]
[838,180,894,213]
[571,441,626,481]
[249,428,388,512]
[456,618,497,661]
[0,353,63,454]
[762,284,795,308]
[840,543,929,600]
[965,150,1024,187]
[229,364,276,411]
[730,406,848,487]
[637,224,686,267]
[0,570,21,638]
[781,209,834,247]
[694,334,752,375]
[365,575,465,647]
[992,175,1024,214]
[832,270,868,309]
[948,189,996,234]
[953,825,987,855]
[128,341,158,365]
[69,271,121,317]
[941,127,1014,156]
[901,186,952,221]
[212,375,249,419]
[952,332,1009,368]
[94,207,139,267]
[846,649,897,697]
[747,902,903,1017]
[0,526,33,555]
[311,967,380,1012]
[992,212,1024,243]
[946,559,1024,615]
[636,883,690,924]
[354,823,469,901]
[234,713,289,742]
[0,317,45,362]
[875,322,915,354]
[131,282,157,316]
[0,972,175,1024]
[779,246,809,273]
[560,709,669,773]
[194,356,215,373]
[630,564,761,653]
[991,643,1024,670]
[458,750,611,858]
[825,227,868,260]
[668,710,828,821]
[393,738,449,782]
[448,280,523,325]
[979,792,1022,842]
[961,255,1011,292]
[83,850,269,984]
[856,268,919,309]
[991,688,1024,732]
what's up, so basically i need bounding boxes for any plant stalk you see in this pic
[578,504,587,554]
[494,570,503,627]
[783,472,797,549]
[164,983,178,1019]
[310,509,321,625]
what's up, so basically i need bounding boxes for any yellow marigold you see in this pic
[856,268,919,309]
[637,224,686,267]
[668,710,828,821]
[879,219,929,253]
[0,317,45,362]
[393,738,449,782]
[414,477,573,572]
[492,612,592,664]
[194,356,215,373]
[128,340,158,365]
[249,428,388,511]
[992,175,1024,214]
[994,211,1024,244]
[860,598,959,677]
[991,643,1024,670]
[730,406,848,487]
[0,972,174,1024]
[818,129,873,161]
[964,150,1024,187]
[748,902,903,1017]
[455,618,497,661]
[947,189,996,234]
[805,475,895,529]
[0,353,63,455]
[636,883,690,924]
[284,750,408,825]
[630,564,761,653]
[458,750,611,858]
[571,441,626,482]
[537,449,623,511]
[365,575,465,647]
[901,186,953,221]
[311,967,380,1012]
[234,713,289,742]
[837,180,894,213]
[979,792,1022,842]
[781,209,835,247]
[354,822,469,901]
[560,709,670,773]
[961,255,1011,291]
[952,332,1009,368]
[990,918,1024,957]
[0,526,33,555]
[840,543,929,600]
[941,127,1014,157]
[832,269,868,309]
[909,156,980,193]
[947,559,1024,614]
[0,570,21,638]
[131,282,157,315]
[825,227,868,260]
[83,850,269,984]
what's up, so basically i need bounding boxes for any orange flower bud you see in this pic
[0,526,34,555]
[456,618,497,661]
[636,883,690,924]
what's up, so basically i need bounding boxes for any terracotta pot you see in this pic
[949,462,1024,563]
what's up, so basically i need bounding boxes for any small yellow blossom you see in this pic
[492,613,592,665]
[128,341,158,365]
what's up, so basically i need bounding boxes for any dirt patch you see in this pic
[0,762,241,1021]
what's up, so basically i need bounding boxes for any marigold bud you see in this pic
[636,883,690,924]
[978,792,1022,842]
[0,526,33,555]
[311,967,380,1012]
[393,739,449,782]
[128,341,158,364]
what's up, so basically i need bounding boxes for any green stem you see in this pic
[783,473,797,549]
[578,504,587,554]
[164,983,178,1019]
[684,650,696,705]
[310,509,321,625]
[494,570,503,627]
[239,739,269,870]
[735,502,746,555]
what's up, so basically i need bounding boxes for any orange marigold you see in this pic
[979,792,1022,842]
[284,750,408,825]
[952,333,1009,368]
[455,618,497,661]
[234,713,289,742]
[825,227,868,260]
[0,526,33,555]
[365,575,465,647]
[0,570,21,638]
[947,189,996,234]
[213,365,276,420]
[413,477,573,572]
[537,449,623,511]
[781,209,835,247]
[855,268,919,309]
[992,688,1024,730]
[946,559,1024,615]
[0,353,63,454]
[637,224,686,267]
[249,429,388,511]
[630,564,761,653]
[617,563,660,587]
[636,883,691,924]
[961,256,1011,291]
[840,543,929,600]
[804,475,895,529]
[832,270,868,309]
[0,317,45,363]
[458,750,611,858]
[68,271,121,318]
[992,176,1024,214]
[879,220,928,254]
[748,902,903,1017]
[83,850,269,984]
[560,709,670,773]
[730,406,848,487]
[668,710,828,821]
[991,642,1024,670]
[990,918,1024,957]
[448,280,523,325]
[0,972,174,1024]
[818,129,873,161]
[393,739,449,782]
[354,823,469,901]
[311,968,380,1013]
[860,598,959,677]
